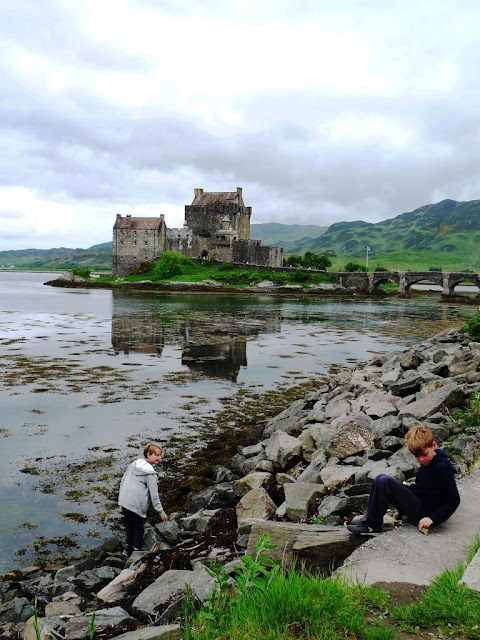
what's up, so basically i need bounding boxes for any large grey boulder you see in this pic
[326,424,375,460]
[246,520,360,573]
[296,451,327,483]
[132,569,215,617]
[65,608,134,640]
[355,459,406,484]
[107,625,183,639]
[283,483,326,521]
[320,465,362,489]
[369,415,403,438]
[0,597,33,623]
[155,520,180,546]
[233,472,272,497]
[389,370,423,397]
[262,400,308,437]
[264,431,302,469]
[324,399,351,420]
[307,423,338,450]
[24,616,59,640]
[398,383,465,419]
[317,494,368,518]
[236,487,277,523]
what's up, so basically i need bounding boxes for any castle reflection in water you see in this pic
[111,290,281,382]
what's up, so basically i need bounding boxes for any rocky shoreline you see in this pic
[2,326,480,639]
[45,274,480,305]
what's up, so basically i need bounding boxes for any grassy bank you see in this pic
[181,536,480,639]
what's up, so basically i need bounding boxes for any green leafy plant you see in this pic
[179,584,200,638]
[203,560,232,620]
[463,307,480,340]
[312,515,325,524]
[233,533,281,595]
[458,392,480,427]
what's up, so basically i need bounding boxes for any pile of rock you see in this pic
[2,327,480,640]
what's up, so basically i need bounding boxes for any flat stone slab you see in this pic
[246,519,361,573]
[336,464,480,586]
[459,548,480,592]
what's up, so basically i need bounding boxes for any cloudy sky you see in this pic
[1,0,479,250]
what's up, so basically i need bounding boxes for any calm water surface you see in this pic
[0,272,475,571]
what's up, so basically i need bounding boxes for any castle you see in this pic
[112,187,283,277]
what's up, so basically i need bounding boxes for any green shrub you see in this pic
[153,252,195,280]
[344,262,367,272]
[463,307,480,340]
[69,267,91,280]
[302,251,332,270]
[284,254,302,267]
[292,269,310,283]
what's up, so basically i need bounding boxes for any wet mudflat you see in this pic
[0,272,475,572]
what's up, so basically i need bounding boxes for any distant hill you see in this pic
[0,247,112,271]
[88,242,113,250]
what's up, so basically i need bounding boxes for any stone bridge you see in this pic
[336,271,480,297]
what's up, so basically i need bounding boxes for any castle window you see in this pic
[145,241,148,246]
[133,241,137,246]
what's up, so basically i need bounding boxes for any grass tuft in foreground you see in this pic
[180,535,480,640]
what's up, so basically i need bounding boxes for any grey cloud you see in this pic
[0,211,27,220]
[2,0,148,72]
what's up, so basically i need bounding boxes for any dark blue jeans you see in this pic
[366,474,423,527]
[122,507,145,552]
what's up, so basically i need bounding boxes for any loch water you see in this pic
[0,271,476,572]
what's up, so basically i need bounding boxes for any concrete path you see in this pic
[337,464,480,587]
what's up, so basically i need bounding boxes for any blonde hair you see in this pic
[405,425,434,456]
[143,442,163,458]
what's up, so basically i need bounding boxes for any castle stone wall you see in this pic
[232,240,283,267]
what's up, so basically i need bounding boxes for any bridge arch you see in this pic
[370,271,400,294]
[444,273,480,296]
[401,271,443,294]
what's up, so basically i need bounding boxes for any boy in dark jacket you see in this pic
[348,424,460,536]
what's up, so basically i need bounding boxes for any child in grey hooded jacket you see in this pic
[118,442,168,555]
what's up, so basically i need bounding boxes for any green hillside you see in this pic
[296,199,480,272]
[0,247,112,271]
[250,222,327,249]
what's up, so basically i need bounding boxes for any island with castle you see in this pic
[112,187,284,277]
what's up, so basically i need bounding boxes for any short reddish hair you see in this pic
[405,425,434,456]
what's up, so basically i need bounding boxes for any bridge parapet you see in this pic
[336,271,480,297]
